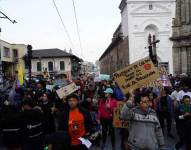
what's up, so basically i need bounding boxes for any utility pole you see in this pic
[27,45,32,85]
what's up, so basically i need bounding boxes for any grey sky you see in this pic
[0,0,121,62]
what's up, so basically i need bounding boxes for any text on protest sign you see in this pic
[56,83,78,99]
[113,57,160,95]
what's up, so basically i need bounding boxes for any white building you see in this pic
[119,0,176,73]
[31,48,82,79]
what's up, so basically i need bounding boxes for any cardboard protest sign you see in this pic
[56,82,78,99]
[113,101,128,128]
[113,57,160,95]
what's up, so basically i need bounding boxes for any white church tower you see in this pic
[119,0,176,73]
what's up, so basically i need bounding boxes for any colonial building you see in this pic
[99,24,129,75]
[31,48,82,79]
[170,0,191,75]
[119,0,176,73]
[0,40,27,77]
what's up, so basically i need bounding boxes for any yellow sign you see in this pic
[56,83,78,99]
[113,102,128,128]
[113,57,160,95]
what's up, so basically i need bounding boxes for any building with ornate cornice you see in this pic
[99,0,175,75]
[170,0,191,75]
[120,0,176,73]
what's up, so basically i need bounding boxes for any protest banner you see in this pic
[113,101,128,128]
[56,82,78,99]
[113,57,160,95]
[99,74,110,81]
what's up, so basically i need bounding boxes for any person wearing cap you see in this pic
[56,94,93,150]
[98,88,117,150]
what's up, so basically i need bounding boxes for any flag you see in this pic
[18,63,24,85]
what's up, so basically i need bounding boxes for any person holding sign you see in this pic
[98,88,117,150]
[120,93,165,150]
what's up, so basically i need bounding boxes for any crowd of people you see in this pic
[0,74,191,150]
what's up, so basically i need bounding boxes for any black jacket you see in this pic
[21,108,44,144]
[39,101,55,134]
[57,105,93,135]
[0,106,24,148]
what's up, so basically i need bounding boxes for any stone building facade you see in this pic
[171,0,191,75]
[99,24,129,75]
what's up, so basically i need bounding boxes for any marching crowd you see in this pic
[0,74,191,150]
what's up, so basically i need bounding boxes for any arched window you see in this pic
[60,61,65,71]
[37,62,41,72]
[48,62,53,71]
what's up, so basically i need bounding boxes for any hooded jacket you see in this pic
[120,105,165,150]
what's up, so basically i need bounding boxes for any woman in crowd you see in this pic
[98,88,117,150]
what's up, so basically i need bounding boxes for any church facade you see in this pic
[119,0,176,73]
[170,0,191,75]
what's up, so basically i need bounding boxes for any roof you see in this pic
[32,48,72,58]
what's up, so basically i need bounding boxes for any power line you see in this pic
[71,0,84,58]
[51,0,74,49]
[0,11,17,24]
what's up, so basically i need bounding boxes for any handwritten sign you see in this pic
[56,83,78,99]
[113,102,128,128]
[113,57,160,95]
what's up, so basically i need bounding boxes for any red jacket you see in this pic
[98,98,117,119]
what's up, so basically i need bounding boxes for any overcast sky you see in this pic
[0,0,121,62]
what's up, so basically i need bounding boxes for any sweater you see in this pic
[120,105,165,150]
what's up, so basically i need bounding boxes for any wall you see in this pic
[0,40,27,76]
[121,0,176,73]
[31,57,71,74]
[100,37,129,75]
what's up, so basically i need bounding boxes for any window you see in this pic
[37,62,42,72]
[60,61,65,71]
[149,4,153,10]
[48,62,53,71]
[3,47,10,58]
[13,49,18,58]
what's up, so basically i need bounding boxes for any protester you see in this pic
[98,88,117,150]
[57,94,93,150]
[177,83,191,102]
[113,83,124,101]
[157,88,174,138]
[38,92,55,135]
[120,93,165,150]
[21,97,44,150]
[175,95,191,150]
[1,105,23,150]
